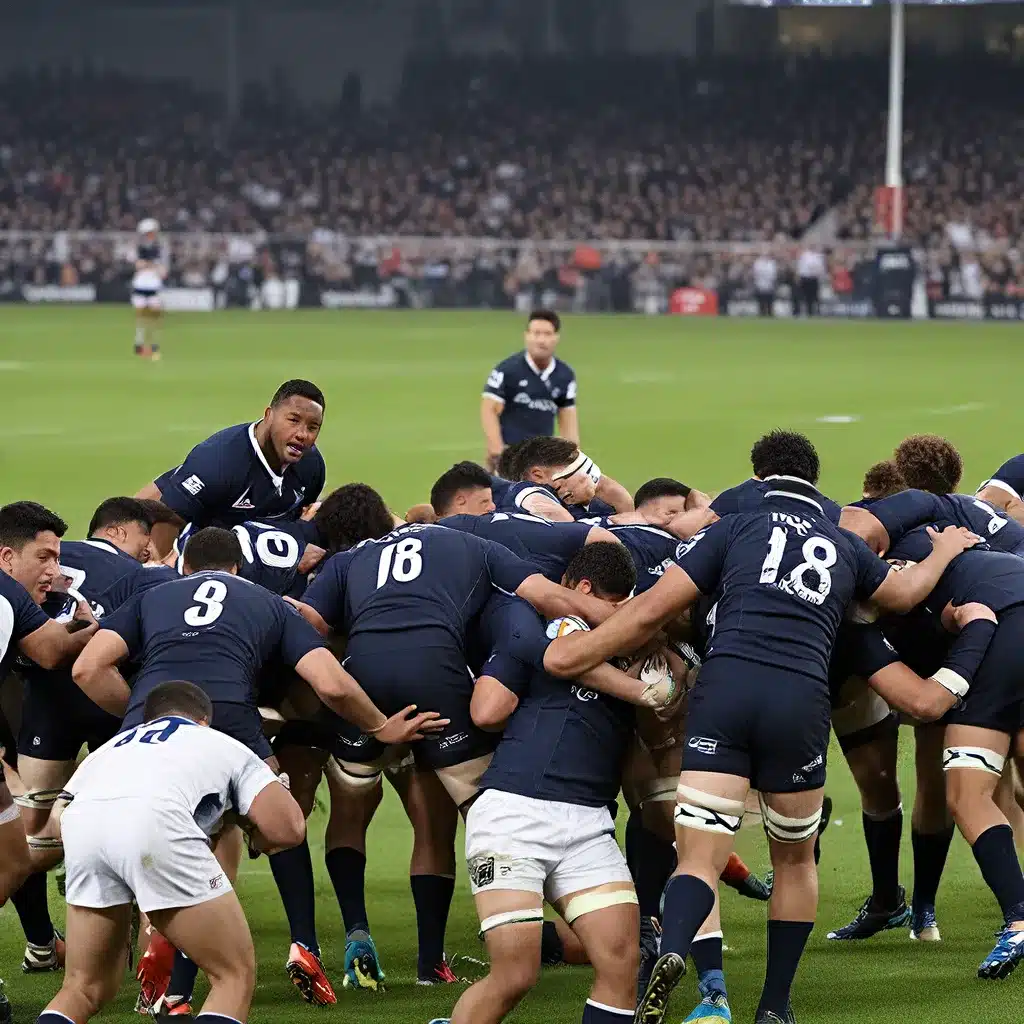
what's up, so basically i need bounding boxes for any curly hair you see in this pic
[861,460,907,501]
[313,483,394,551]
[893,435,963,494]
[750,430,820,485]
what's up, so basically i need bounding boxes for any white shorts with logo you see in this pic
[62,799,231,913]
[465,789,631,902]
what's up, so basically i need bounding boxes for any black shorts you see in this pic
[270,714,388,766]
[344,628,498,771]
[681,656,830,793]
[18,675,120,762]
[947,604,1024,736]
[121,700,272,760]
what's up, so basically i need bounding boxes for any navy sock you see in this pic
[911,825,954,912]
[541,920,566,965]
[325,846,369,935]
[631,824,677,920]
[196,1015,243,1023]
[691,933,726,998]
[863,806,903,908]
[411,874,455,974]
[166,949,199,1002]
[971,824,1024,922]
[660,875,715,962]
[13,870,54,946]
[269,840,319,956]
[758,920,813,1018]
[36,1013,75,1024]
[581,999,634,1022]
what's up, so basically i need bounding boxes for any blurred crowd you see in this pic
[1,54,1022,307]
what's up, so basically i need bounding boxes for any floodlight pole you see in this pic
[884,0,905,240]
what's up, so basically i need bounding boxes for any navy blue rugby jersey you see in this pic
[0,572,49,675]
[711,476,843,524]
[497,481,615,522]
[42,539,148,621]
[157,423,325,529]
[827,621,900,704]
[591,520,677,594]
[101,570,325,715]
[868,489,1024,556]
[978,454,1024,503]
[677,479,891,683]
[303,524,536,647]
[483,351,576,444]
[438,512,593,583]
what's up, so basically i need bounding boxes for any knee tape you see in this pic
[14,788,63,811]
[641,778,680,805]
[329,757,383,791]
[942,746,1006,776]
[674,785,744,835]
[563,889,638,925]
[479,908,545,936]
[759,793,822,843]
[26,834,62,851]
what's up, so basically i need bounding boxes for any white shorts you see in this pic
[132,291,162,311]
[62,800,231,913]
[465,789,631,903]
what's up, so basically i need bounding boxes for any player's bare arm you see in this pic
[976,484,1024,526]
[19,613,98,671]
[515,573,617,625]
[556,405,580,445]
[70,629,132,716]
[480,395,506,471]
[840,504,890,554]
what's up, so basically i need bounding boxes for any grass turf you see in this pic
[1,306,1022,1022]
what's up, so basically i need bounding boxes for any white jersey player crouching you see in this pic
[29,680,305,1024]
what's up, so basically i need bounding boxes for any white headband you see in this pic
[552,451,601,487]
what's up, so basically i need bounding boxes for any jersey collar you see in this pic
[524,352,557,382]
[82,538,124,557]
[762,475,825,514]
[248,422,285,493]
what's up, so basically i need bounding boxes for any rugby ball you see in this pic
[546,615,591,639]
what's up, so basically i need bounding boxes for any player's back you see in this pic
[66,715,269,836]
[712,476,843,524]
[604,522,677,593]
[439,512,591,583]
[47,539,147,621]
[497,481,614,522]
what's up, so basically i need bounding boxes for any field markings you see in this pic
[816,415,861,424]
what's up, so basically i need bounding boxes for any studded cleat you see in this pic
[635,952,686,1024]
[343,931,386,992]
[827,887,912,940]
[22,930,65,973]
[417,955,459,985]
[286,942,337,1005]
[637,915,662,1001]
[977,925,1024,980]
[910,906,941,942]
[683,992,731,1024]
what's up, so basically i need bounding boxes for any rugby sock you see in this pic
[134,326,145,354]
[411,873,456,975]
[970,824,1024,921]
[911,824,954,913]
[757,920,813,1019]
[166,950,199,1003]
[541,920,566,965]
[36,1013,74,1023]
[659,874,715,961]
[581,999,635,1022]
[269,841,320,957]
[325,846,369,934]
[631,823,677,919]
[691,932,726,998]
[12,870,55,946]
[863,804,903,908]
[195,1015,243,1024]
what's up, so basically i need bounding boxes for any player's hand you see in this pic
[297,544,327,575]
[942,600,997,632]
[70,592,97,628]
[926,525,982,559]
[374,705,450,745]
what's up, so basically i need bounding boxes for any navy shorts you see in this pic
[681,656,830,793]
[121,700,272,761]
[947,604,1024,736]
[344,628,499,771]
[18,674,120,761]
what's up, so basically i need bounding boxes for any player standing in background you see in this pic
[132,218,166,361]
[481,311,578,472]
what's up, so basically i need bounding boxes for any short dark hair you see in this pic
[564,542,636,600]
[143,680,214,725]
[0,501,67,551]
[634,478,691,508]
[431,462,493,516]
[513,436,579,479]
[862,460,907,501]
[182,527,243,573]
[496,440,530,482]
[750,430,820,485]
[271,379,325,412]
[893,435,963,495]
[313,483,393,551]
[528,309,561,332]
[136,499,181,527]
[88,497,154,538]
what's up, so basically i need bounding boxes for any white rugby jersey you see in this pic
[64,715,277,836]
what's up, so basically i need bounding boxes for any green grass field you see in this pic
[1,306,1022,1023]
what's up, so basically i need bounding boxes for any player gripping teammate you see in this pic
[132,218,166,360]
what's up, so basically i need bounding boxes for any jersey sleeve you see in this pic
[482,538,540,595]
[868,490,944,547]
[98,593,145,657]
[158,442,233,522]
[851,623,902,679]
[0,574,49,661]
[979,454,1024,501]
[844,531,894,600]
[709,487,741,518]
[672,521,730,594]
[481,599,549,697]
[483,362,510,404]
[557,368,577,409]
[277,603,328,666]
[302,552,350,629]
[230,747,281,815]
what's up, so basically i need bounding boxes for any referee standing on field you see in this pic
[480,310,579,472]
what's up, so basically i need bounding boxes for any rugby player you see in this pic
[544,444,981,1021]
[31,681,306,1024]
[136,380,326,534]
[132,218,166,360]
[481,310,578,472]
[977,452,1024,526]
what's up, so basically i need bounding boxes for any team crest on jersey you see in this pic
[470,856,495,888]
[232,487,256,510]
